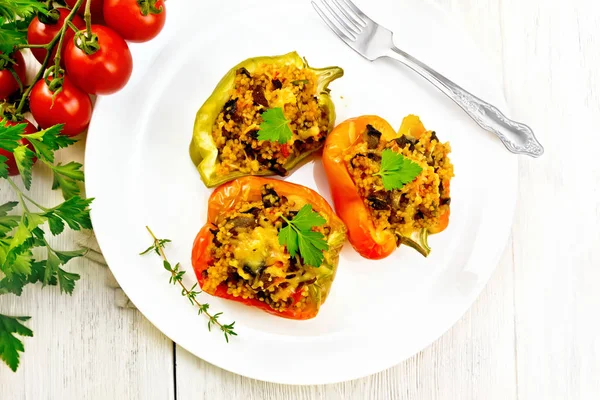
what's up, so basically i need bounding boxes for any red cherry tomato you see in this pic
[29,75,93,137]
[103,0,166,43]
[0,51,26,100]
[27,8,85,65]
[65,0,104,23]
[1,119,38,176]
[64,25,133,95]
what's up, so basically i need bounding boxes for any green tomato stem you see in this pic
[66,20,80,33]
[15,44,47,50]
[84,0,92,37]
[15,0,86,115]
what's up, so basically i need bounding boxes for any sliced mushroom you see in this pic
[367,152,382,162]
[222,98,237,117]
[367,191,390,210]
[390,191,409,211]
[261,185,281,208]
[229,214,257,230]
[237,67,251,78]
[394,135,416,151]
[252,86,269,108]
[272,79,283,89]
[365,124,382,149]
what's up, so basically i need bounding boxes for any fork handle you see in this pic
[386,46,544,157]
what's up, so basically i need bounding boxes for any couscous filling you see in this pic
[212,64,330,176]
[344,125,453,239]
[201,184,332,313]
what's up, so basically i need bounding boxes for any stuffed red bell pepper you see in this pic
[322,115,453,260]
[192,177,347,320]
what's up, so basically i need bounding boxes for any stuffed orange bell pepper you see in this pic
[191,177,346,320]
[322,115,453,260]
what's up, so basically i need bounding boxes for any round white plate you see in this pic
[86,0,517,385]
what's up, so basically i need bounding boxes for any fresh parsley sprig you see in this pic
[0,0,49,54]
[374,149,423,191]
[141,227,237,343]
[257,107,293,144]
[278,204,329,268]
[0,20,29,54]
[0,121,92,372]
[0,314,33,372]
[0,0,48,22]
[0,0,92,374]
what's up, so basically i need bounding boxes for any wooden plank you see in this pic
[499,0,600,399]
[0,140,175,399]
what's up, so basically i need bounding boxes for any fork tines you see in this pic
[312,0,371,42]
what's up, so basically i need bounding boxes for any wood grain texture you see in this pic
[500,0,600,399]
[3,0,600,398]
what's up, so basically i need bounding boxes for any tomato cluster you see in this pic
[0,0,166,175]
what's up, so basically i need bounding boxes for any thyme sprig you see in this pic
[141,226,237,342]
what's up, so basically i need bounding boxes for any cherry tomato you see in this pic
[0,51,26,100]
[65,0,104,23]
[1,119,38,176]
[27,8,85,65]
[103,0,166,43]
[29,75,93,137]
[64,25,133,95]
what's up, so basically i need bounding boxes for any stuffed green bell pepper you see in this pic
[189,51,343,187]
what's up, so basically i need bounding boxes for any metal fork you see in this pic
[312,0,544,157]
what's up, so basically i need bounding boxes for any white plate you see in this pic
[86,0,517,384]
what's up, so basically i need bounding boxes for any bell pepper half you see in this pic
[322,115,452,260]
[189,51,343,187]
[191,176,347,320]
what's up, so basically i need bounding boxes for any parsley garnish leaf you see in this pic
[0,155,8,179]
[27,260,57,286]
[374,149,423,191]
[0,22,28,54]
[49,162,84,200]
[278,224,298,258]
[0,272,27,295]
[13,145,34,190]
[0,121,23,152]
[25,125,70,163]
[278,204,329,268]
[0,314,33,372]
[0,202,19,235]
[44,196,93,232]
[56,268,80,295]
[0,0,48,22]
[257,107,293,144]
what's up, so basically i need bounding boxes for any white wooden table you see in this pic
[2,0,599,398]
